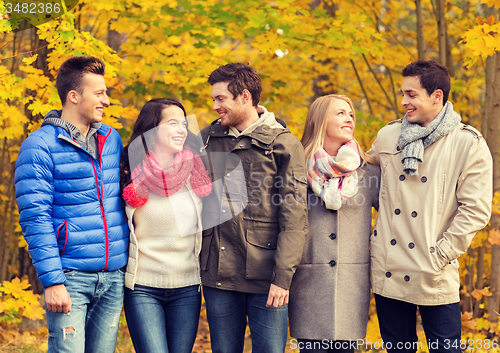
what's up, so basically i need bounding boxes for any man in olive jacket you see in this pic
[200,63,308,353]
[369,60,492,353]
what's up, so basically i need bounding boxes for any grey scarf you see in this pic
[399,101,461,176]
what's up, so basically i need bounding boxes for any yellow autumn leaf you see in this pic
[462,311,478,330]
[482,0,500,9]
[18,235,28,250]
[471,287,493,300]
[471,230,488,248]
[489,228,500,245]
[22,54,38,65]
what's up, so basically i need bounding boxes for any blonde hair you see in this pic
[301,94,376,165]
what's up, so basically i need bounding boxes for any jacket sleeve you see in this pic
[367,131,382,165]
[435,135,492,266]
[370,163,381,211]
[15,134,66,288]
[272,134,308,289]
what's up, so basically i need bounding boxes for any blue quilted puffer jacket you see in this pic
[15,121,129,288]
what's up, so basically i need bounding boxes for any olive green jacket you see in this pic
[199,106,308,294]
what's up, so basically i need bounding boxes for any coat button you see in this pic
[399,175,405,181]
[374,230,377,236]
[222,209,226,213]
[224,131,228,135]
[267,243,272,247]
[217,282,222,287]
[396,145,401,151]
[385,272,392,278]
[421,176,427,183]
[395,209,401,215]
[408,242,415,249]
[411,211,418,218]
[391,239,397,246]
[329,260,336,267]
[221,247,225,251]
[404,275,410,282]
[429,247,435,253]
[329,233,337,240]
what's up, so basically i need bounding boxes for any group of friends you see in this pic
[14,56,493,353]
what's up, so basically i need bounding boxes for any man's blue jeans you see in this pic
[375,294,461,353]
[203,286,288,353]
[46,269,125,353]
[123,284,201,353]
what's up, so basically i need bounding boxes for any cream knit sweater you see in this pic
[125,185,203,289]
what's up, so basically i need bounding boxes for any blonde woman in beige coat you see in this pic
[289,95,380,353]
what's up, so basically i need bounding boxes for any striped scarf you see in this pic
[307,140,361,210]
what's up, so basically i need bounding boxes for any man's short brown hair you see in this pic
[56,56,106,106]
[208,63,262,107]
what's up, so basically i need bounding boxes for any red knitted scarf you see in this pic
[123,149,212,208]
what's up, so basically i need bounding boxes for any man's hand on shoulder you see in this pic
[266,283,289,308]
[45,284,72,313]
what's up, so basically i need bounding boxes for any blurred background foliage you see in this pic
[1,0,500,351]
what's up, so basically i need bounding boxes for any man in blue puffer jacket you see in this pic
[15,56,129,353]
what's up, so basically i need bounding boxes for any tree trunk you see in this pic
[435,0,447,66]
[482,55,496,141]
[463,248,475,312]
[487,52,500,324]
[0,189,14,282]
[310,1,338,101]
[474,245,485,318]
[415,0,425,60]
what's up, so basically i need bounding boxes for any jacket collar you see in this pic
[207,106,289,145]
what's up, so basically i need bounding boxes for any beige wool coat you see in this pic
[289,163,380,341]
[368,120,492,305]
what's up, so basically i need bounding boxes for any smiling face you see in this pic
[400,76,443,127]
[211,81,248,130]
[76,73,110,126]
[324,99,355,149]
[154,106,187,159]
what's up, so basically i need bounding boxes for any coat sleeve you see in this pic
[272,134,309,289]
[435,135,492,267]
[367,131,382,165]
[15,134,66,288]
[370,163,381,211]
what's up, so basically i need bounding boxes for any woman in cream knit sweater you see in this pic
[120,98,212,353]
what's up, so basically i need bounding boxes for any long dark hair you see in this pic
[120,98,201,190]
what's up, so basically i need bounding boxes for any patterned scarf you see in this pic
[307,140,361,210]
[399,101,461,176]
[123,149,212,208]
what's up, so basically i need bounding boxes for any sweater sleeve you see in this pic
[15,134,66,288]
